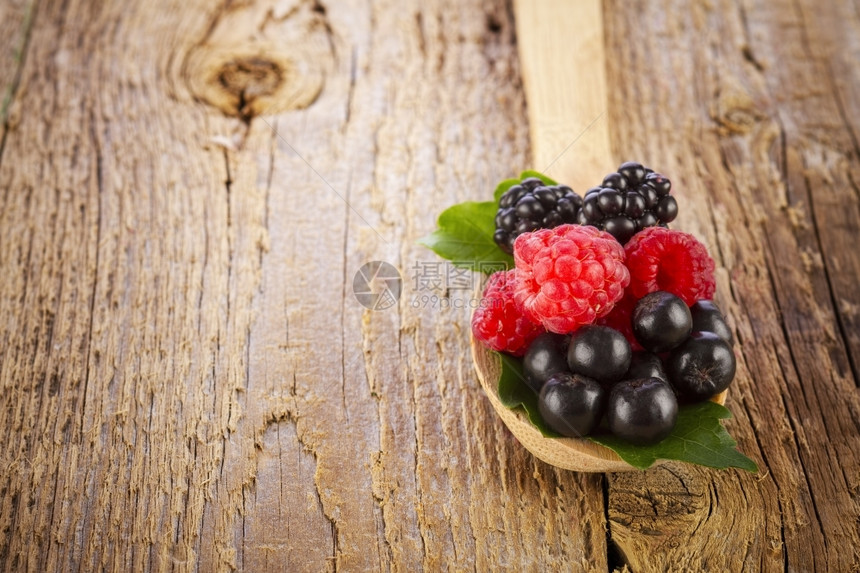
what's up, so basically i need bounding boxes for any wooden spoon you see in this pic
[471,0,725,472]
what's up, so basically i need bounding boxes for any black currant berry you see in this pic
[523,332,570,393]
[538,373,605,438]
[690,300,734,345]
[632,291,693,353]
[567,325,632,385]
[607,378,678,445]
[626,351,669,384]
[666,331,736,401]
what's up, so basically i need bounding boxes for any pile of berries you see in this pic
[492,162,679,247]
[473,164,735,445]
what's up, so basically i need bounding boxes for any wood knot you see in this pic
[182,0,335,120]
[186,44,326,120]
[218,57,284,100]
[709,76,764,135]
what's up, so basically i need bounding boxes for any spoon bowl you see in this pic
[470,317,727,472]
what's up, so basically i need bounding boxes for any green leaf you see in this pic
[589,401,759,472]
[519,170,558,186]
[496,353,562,438]
[417,201,513,272]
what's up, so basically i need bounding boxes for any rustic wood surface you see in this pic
[0,0,858,572]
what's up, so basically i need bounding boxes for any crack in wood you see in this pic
[80,107,104,441]
[602,474,628,572]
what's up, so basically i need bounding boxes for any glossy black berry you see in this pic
[567,325,632,385]
[646,173,671,196]
[624,193,646,218]
[581,193,600,219]
[602,217,637,244]
[666,331,736,401]
[618,161,647,185]
[577,162,677,243]
[636,212,658,231]
[515,219,540,234]
[597,189,624,215]
[601,172,628,191]
[626,351,669,384]
[498,185,525,208]
[494,181,583,254]
[520,177,544,190]
[556,195,580,219]
[523,332,571,393]
[538,373,605,438]
[641,185,659,209]
[690,300,734,345]
[607,378,678,445]
[632,291,693,353]
[655,196,678,223]
[515,195,544,219]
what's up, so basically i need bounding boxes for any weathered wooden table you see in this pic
[1,0,859,571]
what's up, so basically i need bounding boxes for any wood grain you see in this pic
[0,0,858,571]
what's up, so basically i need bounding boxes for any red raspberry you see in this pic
[596,292,643,352]
[513,224,630,334]
[472,270,544,356]
[624,227,716,306]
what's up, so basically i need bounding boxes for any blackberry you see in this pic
[577,161,679,244]
[494,177,583,254]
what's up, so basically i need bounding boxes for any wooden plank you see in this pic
[0,0,607,570]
